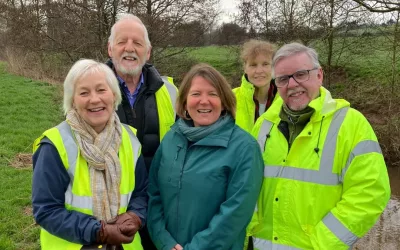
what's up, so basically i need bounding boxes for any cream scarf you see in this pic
[66,109,122,221]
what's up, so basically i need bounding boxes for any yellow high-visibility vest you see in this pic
[33,121,144,250]
[158,76,178,140]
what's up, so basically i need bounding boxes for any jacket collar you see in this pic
[239,74,255,97]
[263,87,350,124]
[171,118,235,148]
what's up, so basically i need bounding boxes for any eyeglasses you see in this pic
[274,68,319,87]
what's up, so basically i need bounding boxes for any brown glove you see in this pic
[96,220,136,245]
[114,211,142,237]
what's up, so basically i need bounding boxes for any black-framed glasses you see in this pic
[274,67,319,87]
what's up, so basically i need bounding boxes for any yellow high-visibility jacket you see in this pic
[249,87,390,250]
[233,75,278,133]
[157,76,178,140]
[33,122,143,250]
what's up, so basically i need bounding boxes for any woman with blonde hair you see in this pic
[234,39,278,133]
[32,59,148,250]
[147,63,264,250]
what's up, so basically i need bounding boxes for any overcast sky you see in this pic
[219,0,239,23]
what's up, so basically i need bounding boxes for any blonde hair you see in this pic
[241,39,276,64]
[63,59,121,115]
[176,63,236,119]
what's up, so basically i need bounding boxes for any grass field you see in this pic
[0,62,63,250]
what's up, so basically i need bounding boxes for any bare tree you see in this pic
[236,0,274,39]
[2,0,220,80]
[352,0,400,12]
[124,0,219,62]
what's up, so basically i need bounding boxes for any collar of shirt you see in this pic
[253,82,276,121]
[117,73,144,107]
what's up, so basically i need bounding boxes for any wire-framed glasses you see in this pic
[275,68,319,87]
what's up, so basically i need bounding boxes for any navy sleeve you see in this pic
[127,154,148,227]
[32,141,101,245]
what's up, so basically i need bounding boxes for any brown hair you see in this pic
[241,39,276,64]
[176,63,236,120]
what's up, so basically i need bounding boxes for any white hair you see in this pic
[63,59,122,115]
[108,13,151,48]
[272,42,321,78]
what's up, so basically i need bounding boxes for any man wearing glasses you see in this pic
[247,42,390,250]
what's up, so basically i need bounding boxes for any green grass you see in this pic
[0,62,63,250]
[313,36,400,84]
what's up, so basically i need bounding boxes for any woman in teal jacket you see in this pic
[233,39,278,133]
[147,63,264,250]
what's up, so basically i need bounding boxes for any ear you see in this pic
[146,46,152,61]
[243,62,248,73]
[317,68,324,86]
[107,42,112,58]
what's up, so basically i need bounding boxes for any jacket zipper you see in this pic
[175,145,183,237]
[288,115,298,150]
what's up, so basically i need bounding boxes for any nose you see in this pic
[199,94,209,104]
[89,93,101,103]
[287,76,299,88]
[125,40,135,52]
[255,65,264,73]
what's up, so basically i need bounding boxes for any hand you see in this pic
[172,244,183,250]
[113,211,142,237]
[97,220,136,245]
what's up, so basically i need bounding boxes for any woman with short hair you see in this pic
[234,39,278,133]
[147,63,264,250]
[32,59,148,250]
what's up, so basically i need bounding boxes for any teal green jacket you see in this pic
[147,118,264,250]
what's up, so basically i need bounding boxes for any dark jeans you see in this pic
[139,225,157,250]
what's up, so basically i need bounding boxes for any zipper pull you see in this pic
[132,108,136,118]
[288,115,294,124]
[175,146,182,160]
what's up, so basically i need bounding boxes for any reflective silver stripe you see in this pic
[264,165,339,185]
[121,124,141,204]
[120,193,131,208]
[262,108,350,185]
[319,108,349,177]
[257,120,273,151]
[56,121,78,179]
[253,237,300,250]
[339,140,382,182]
[323,212,358,246]
[121,124,141,165]
[65,190,132,210]
[65,184,92,210]
[161,76,177,118]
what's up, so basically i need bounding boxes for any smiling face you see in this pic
[73,71,115,133]
[244,53,272,88]
[186,76,222,127]
[108,19,150,78]
[275,52,323,111]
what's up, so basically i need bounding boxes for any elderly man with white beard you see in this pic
[106,13,177,250]
[247,42,390,250]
